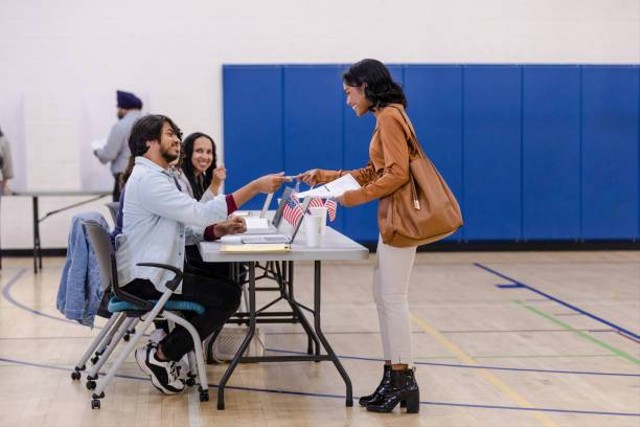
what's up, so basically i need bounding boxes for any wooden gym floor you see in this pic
[0,251,638,427]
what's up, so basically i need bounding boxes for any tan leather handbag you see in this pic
[379,108,463,247]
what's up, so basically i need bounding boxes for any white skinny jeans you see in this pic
[372,235,417,365]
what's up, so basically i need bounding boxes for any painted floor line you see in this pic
[410,314,560,427]
[0,356,637,418]
[1,268,77,325]
[516,301,640,366]
[264,348,640,377]
[475,262,640,340]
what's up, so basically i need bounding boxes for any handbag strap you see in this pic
[389,106,427,160]
[388,105,424,210]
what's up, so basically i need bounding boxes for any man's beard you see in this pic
[160,149,179,164]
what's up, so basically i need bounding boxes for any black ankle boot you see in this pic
[366,368,420,414]
[358,365,392,406]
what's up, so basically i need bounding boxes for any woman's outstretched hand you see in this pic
[297,169,321,186]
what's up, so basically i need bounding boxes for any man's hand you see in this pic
[213,216,247,238]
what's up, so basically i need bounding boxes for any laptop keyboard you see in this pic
[242,235,289,244]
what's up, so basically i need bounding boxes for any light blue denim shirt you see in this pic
[116,157,228,293]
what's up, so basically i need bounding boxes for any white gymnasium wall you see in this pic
[0,0,638,249]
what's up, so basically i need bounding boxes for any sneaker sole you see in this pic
[135,347,152,376]
[149,375,183,395]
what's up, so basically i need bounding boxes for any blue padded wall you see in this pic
[522,66,581,240]
[283,66,345,232]
[223,66,284,210]
[463,66,522,240]
[223,64,640,243]
[581,66,639,239]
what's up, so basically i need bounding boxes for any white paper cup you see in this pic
[304,215,322,247]
[308,207,328,235]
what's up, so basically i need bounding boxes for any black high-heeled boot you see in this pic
[366,368,420,413]
[358,365,391,406]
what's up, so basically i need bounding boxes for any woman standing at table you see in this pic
[298,59,419,414]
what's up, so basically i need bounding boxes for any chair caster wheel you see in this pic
[199,390,209,402]
[186,377,196,387]
[123,334,130,342]
[91,355,99,364]
[91,399,101,410]
[71,371,81,381]
[86,380,96,390]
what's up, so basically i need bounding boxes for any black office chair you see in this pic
[72,219,210,409]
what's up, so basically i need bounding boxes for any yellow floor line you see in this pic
[411,313,559,427]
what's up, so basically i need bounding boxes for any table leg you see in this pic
[217,261,257,410]
[32,196,41,273]
[0,197,3,271]
[312,260,353,407]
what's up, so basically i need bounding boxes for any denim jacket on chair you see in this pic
[56,211,110,327]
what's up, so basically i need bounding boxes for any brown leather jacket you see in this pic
[314,103,413,229]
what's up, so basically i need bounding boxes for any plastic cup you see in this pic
[308,207,327,235]
[304,215,322,247]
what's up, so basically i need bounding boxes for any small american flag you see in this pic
[309,197,325,209]
[306,196,337,221]
[325,198,337,221]
[283,197,304,226]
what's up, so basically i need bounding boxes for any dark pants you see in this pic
[113,173,123,203]
[125,262,241,362]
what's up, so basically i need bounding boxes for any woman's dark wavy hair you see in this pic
[181,132,217,201]
[121,114,182,186]
[342,58,407,111]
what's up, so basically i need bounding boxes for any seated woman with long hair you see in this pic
[177,132,226,201]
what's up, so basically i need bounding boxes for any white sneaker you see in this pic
[149,328,166,344]
[135,343,184,395]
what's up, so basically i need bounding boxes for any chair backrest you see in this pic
[106,202,119,223]
[83,220,116,293]
[83,219,155,310]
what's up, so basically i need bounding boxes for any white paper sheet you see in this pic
[296,174,360,199]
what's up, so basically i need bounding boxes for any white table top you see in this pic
[11,190,111,197]
[199,225,370,263]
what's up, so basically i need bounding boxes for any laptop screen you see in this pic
[271,187,296,228]
[285,197,313,242]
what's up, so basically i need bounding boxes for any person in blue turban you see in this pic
[116,90,143,115]
[94,90,144,201]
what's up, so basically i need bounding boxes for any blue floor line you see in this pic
[0,356,637,418]
[264,348,640,378]
[1,269,76,324]
[3,269,638,379]
[475,263,640,341]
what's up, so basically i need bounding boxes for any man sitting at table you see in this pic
[117,114,287,394]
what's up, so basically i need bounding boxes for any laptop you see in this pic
[243,187,293,235]
[240,194,312,244]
